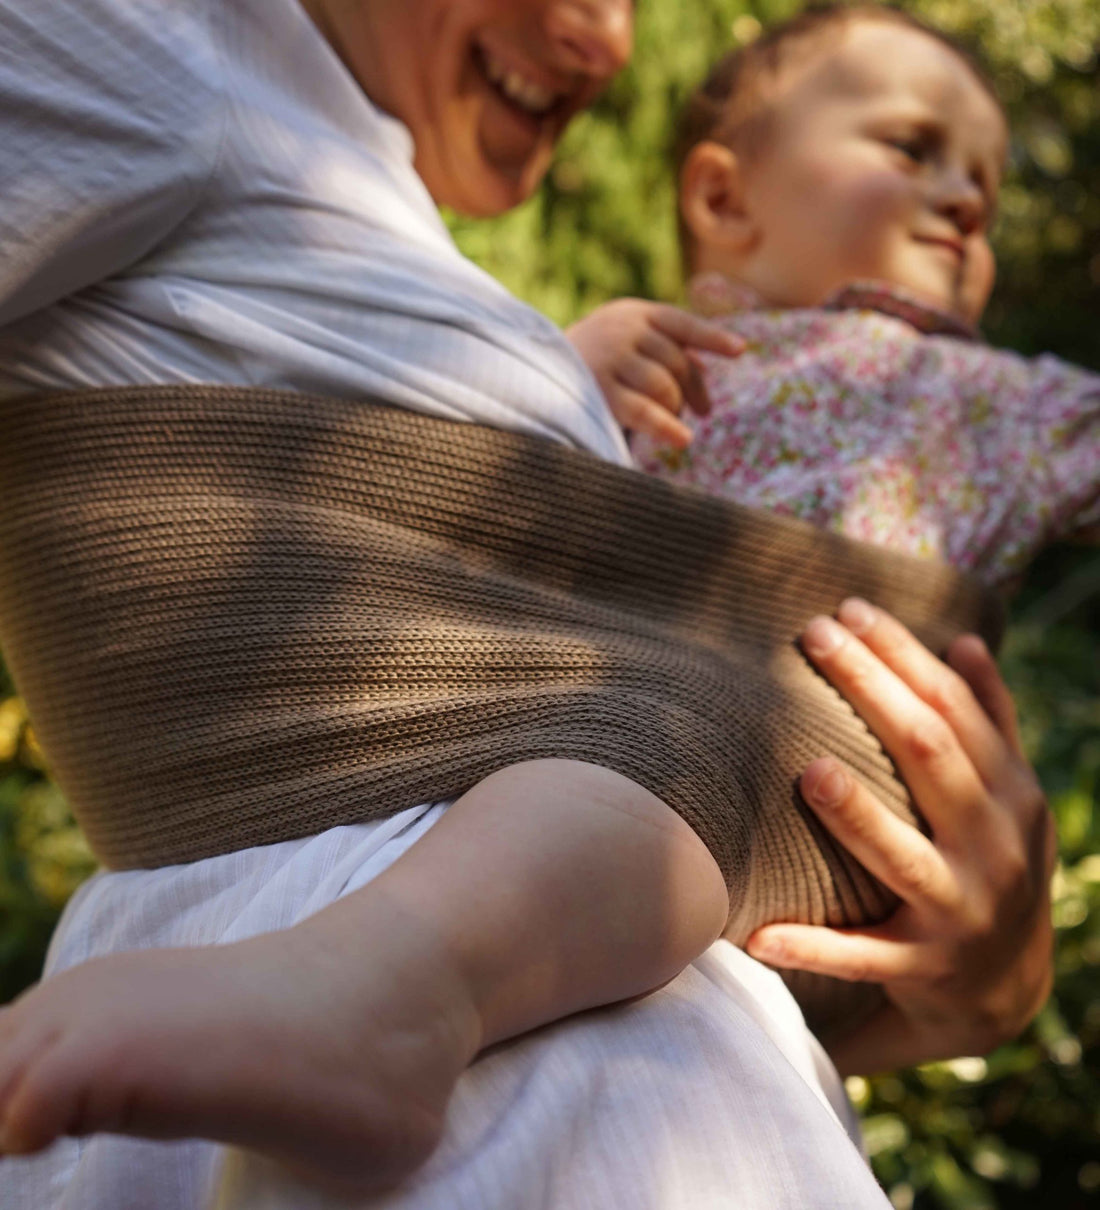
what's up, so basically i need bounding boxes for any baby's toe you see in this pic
[0,1011,59,1112]
[0,1028,65,1153]
[0,1029,103,1153]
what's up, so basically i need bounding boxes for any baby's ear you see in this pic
[680,141,756,261]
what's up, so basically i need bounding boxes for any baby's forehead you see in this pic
[781,20,1006,140]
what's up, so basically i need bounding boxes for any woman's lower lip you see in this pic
[492,89,543,136]
[472,47,552,138]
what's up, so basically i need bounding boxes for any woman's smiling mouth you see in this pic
[474,43,567,120]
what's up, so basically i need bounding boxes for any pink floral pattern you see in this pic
[634,275,1100,586]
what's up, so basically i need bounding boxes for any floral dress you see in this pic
[633,276,1100,587]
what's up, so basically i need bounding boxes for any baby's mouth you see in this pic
[915,235,965,265]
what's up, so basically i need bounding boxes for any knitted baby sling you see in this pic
[0,386,1003,1037]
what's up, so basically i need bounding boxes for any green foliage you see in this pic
[0,692,95,1004]
[0,1,1096,1205]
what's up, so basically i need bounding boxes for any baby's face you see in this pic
[740,21,1008,323]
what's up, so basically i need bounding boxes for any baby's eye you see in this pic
[885,135,929,163]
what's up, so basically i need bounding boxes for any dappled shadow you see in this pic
[0,385,1003,1035]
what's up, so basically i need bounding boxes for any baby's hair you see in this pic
[675,3,1003,269]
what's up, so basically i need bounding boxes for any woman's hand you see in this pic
[746,598,1056,1076]
[566,299,744,448]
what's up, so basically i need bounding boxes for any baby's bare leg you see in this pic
[0,760,727,1190]
[368,760,730,1047]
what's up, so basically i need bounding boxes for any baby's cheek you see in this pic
[839,171,911,241]
[961,242,996,321]
[786,158,905,268]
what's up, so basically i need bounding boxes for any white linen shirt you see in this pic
[0,1,888,1207]
[0,0,628,463]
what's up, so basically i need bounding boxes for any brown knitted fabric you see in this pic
[0,386,1003,1033]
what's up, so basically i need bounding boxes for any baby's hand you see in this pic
[567,299,745,449]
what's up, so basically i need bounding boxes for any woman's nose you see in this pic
[545,0,634,78]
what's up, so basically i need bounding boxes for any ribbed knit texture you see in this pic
[0,386,1003,1035]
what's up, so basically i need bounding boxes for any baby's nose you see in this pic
[933,171,988,233]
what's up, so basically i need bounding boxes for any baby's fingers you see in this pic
[797,758,954,909]
[649,305,746,359]
[635,328,712,419]
[610,382,694,448]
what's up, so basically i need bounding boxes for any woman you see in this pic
[0,1,1052,1207]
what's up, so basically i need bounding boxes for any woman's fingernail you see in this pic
[808,762,849,807]
[953,632,987,660]
[838,597,875,635]
[802,616,845,658]
[747,933,782,961]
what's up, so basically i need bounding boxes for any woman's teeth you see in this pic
[480,48,558,116]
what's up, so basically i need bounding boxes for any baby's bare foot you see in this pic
[0,901,482,1191]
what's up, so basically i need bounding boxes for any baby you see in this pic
[0,3,1074,1194]
[574,7,1099,585]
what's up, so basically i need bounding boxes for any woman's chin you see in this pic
[431,157,549,217]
